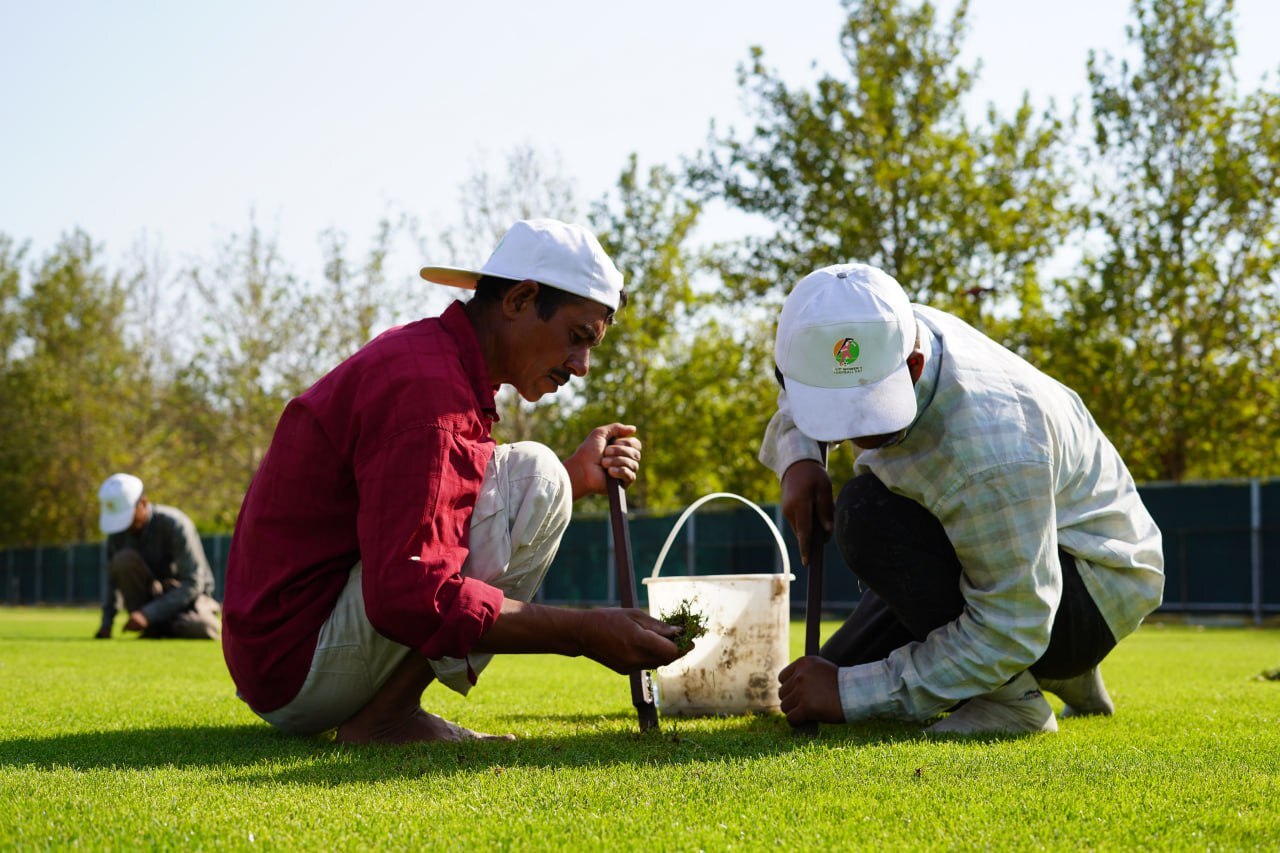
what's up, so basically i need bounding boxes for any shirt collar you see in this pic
[439,300,499,420]
[874,320,941,449]
[901,321,942,436]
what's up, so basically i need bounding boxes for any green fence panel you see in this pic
[6,548,39,604]
[1262,482,1280,608]
[71,543,103,603]
[38,546,70,601]
[201,535,230,599]
[1139,483,1254,609]
[3,481,1277,615]
[542,516,610,604]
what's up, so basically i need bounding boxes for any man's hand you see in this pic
[94,626,111,639]
[562,423,642,500]
[781,459,833,565]
[778,655,845,726]
[123,610,149,632]
[578,608,684,674]
[471,599,683,671]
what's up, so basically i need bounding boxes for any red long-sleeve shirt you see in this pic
[222,301,505,712]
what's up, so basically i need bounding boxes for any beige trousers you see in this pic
[257,442,572,735]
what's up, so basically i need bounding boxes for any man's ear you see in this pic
[502,280,540,318]
[907,351,925,384]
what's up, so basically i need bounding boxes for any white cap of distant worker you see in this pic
[774,263,919,443]
[419,218,624,310]
[98,473,143,535]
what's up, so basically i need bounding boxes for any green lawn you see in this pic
[1,608,1277,850]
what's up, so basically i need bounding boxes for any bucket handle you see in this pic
[650,492,791,579]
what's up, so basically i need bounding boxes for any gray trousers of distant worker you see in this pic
[110,549,222,639]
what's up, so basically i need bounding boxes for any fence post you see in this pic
[605,517,617,604]
[1251,479,1263,626]
[100,540,108,608]
[684,511,696,575]
[66,545,74,604]
[5,548,13,604]
[773,504,784,574]
[34,546,42,604]
[213,534,225,600]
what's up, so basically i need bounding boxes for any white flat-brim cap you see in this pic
[419,218,623,311]
[775,264,918,442]
[98,473,143,534]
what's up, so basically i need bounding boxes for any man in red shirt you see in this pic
[222,219,684,743]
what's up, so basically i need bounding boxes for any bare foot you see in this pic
[336,708,515,744]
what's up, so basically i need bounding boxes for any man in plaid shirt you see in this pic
[765,264,1164,735]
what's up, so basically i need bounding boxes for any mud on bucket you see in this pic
[642,493,794,716]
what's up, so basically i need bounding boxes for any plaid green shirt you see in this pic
[761,306,1165,722]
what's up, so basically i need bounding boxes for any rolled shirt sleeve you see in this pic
[354,422,504,665]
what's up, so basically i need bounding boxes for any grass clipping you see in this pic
[659,599,708,653]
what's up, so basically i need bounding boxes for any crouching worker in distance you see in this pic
[767,264,1164,735]
[95,473,221,640]
[222,219,686,743]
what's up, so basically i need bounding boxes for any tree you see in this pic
[0,231,143,545]
[1052,0,1280,481]
[533,156,782,511]
[112,236,201,497]
[439,144,579,266]
[692,0,1075,330]
[440,144,582,442]
[315,214,429,365]
[172,220,320,529]
[0,235,25,371]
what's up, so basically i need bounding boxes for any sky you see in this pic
[3,0,1278,281]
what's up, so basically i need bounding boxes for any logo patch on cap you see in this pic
[833,337,861,374]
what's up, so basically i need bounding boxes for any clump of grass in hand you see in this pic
[659,599,707,653]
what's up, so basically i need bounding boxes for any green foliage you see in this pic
[0,215,421,545]
[160,217,412,533]
[1050,0,1280,481]
[546,155,780,511]
[2,610,1279,848]
[0,232,144,545]
[0,235,24,368]
[173,221,319,529]
[316,217,418,365]
[692,0,1076,329]
[444,144,580,443]
[2,0,1279,544]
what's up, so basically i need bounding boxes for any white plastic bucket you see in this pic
[642,493,794,716]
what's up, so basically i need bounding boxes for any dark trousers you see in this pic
[110,549,221,640]
[820,474,1115,681]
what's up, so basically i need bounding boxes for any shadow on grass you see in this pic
[0,714,931,785]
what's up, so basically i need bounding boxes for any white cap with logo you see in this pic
[774,263,918,442]
[98,473,143,535]
[419,218,624,311]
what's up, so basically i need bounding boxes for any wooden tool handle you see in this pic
[606,468,659,732]
[795,537,825,737]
